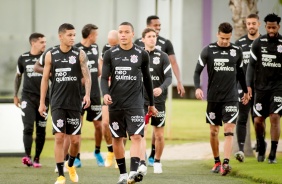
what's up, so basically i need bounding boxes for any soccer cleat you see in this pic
[33,161,42,168]
[22,156,33,167]
[127,172,143,184]
[67,164,79,182]
[257,155,265,162]
[54,176,66,184]
[105,152,114,167]
[220,164,232,176]
[117,173,128,184]
[147,157,154,167]
[137,164,147,176]
[234,151,245,162]
[73,158,82,168]
[94,152,105,167]
[268,153,277,164]
[268,158,277,164]
[153,162,163,174]
[210,162,221,173]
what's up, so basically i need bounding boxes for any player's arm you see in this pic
[14,57,23,107]
[157,54,172,94]
[166,40,185,97]
[79,50,91,108]
[246,38,259,97]
[141,51,158,116]
[34,54,45,74]
[236,49,249,104]
[193,47,208,100]
[100,50,112,105]
[39,51,51,117]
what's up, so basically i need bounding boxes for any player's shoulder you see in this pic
[153,48,167,57]
[157,36,170,45]
[237,35,248,43]
[90,43,98,48]
[230,43,240,50]
[206,42,218,50]
[133,44,145,54]
[134,37,142,44]
[20,51,31,58]
[74,42,83,49]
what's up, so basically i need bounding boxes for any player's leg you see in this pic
[109,110,128,183]
[206,102,222,173]
[52,109,67,184]
[268,91,282,163]
[65,110,81,182]
[21,97,36,167]
[126,109,144,184]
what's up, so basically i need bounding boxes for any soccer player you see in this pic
[194,22,249,176]
[135,15,185,166]
[138,27,172,175]
[14,33,47,168]
[38,23,91,184]
[234,14,261,162]
[99,30,120,168]
[246,13,282,164]
[101,22,158,184]
[74,24,104,167]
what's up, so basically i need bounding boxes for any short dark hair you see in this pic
[218,22,233,34]
[142,28,156,38]
[29,33,45,44]
[264,13,281,24]
[147,15,159,25]
[119,22,134,32]
[247,13,259,20]
[58,23,75,34]
[81,24,98,38]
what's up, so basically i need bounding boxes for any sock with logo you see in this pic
[130,157,140,172]
[95,146,101,154]
[116,158,127,174]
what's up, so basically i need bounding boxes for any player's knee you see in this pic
[224,132,234,136]
[23,128,33,135]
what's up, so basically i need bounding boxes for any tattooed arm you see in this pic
[14,73,22,107]
[79,49,91,109]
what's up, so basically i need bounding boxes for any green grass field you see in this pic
[1,99,282,183]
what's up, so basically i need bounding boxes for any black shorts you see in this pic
[109,109,145,138]
[52,109,81,135]
[206,101,239,126]
[81,97,102,121]
[144,103,166,127]
[253,90,282,118]
[21,93,49,128]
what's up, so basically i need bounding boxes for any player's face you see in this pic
[246,18,260,36]
[217,32,232,47]
[142,31,157,49]
[90,29,98,44]
[148,19,161,36]
[265,21,280,37]
[118,25,134,45]
[33,37,46,53]
[60,29,76,47]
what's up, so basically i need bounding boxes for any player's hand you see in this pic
[241,93,249,105]
[247,87,252,99]
[38,104,47,117]
[83,95,91,109]
[13,96,21,108]
[148,106,158,117]
[153,87,162,97]
[104,94,113,105]
[177,82,185,97]
[195,88,204,100]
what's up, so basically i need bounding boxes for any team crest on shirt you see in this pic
[92,48,98,55]
[209,112,216,120]
[153,57,160,65]
[112,122,119,130]
[277,45,282,53]
[230,49,236,57]
[57,119,64,128]
[255,103,262,111]
[69,56,76,64]
[21,101,27,109]
[130,55,138,63]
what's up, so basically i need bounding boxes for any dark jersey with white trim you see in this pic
[75,42,100,100]
[101,45,154,111]
[246,34,282,91]
[17,52,44,96]
[194,42,247,102]
[50,47,82,112]
[101,44,111,58]
[134,36,175,55]
[144,49,172,104]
